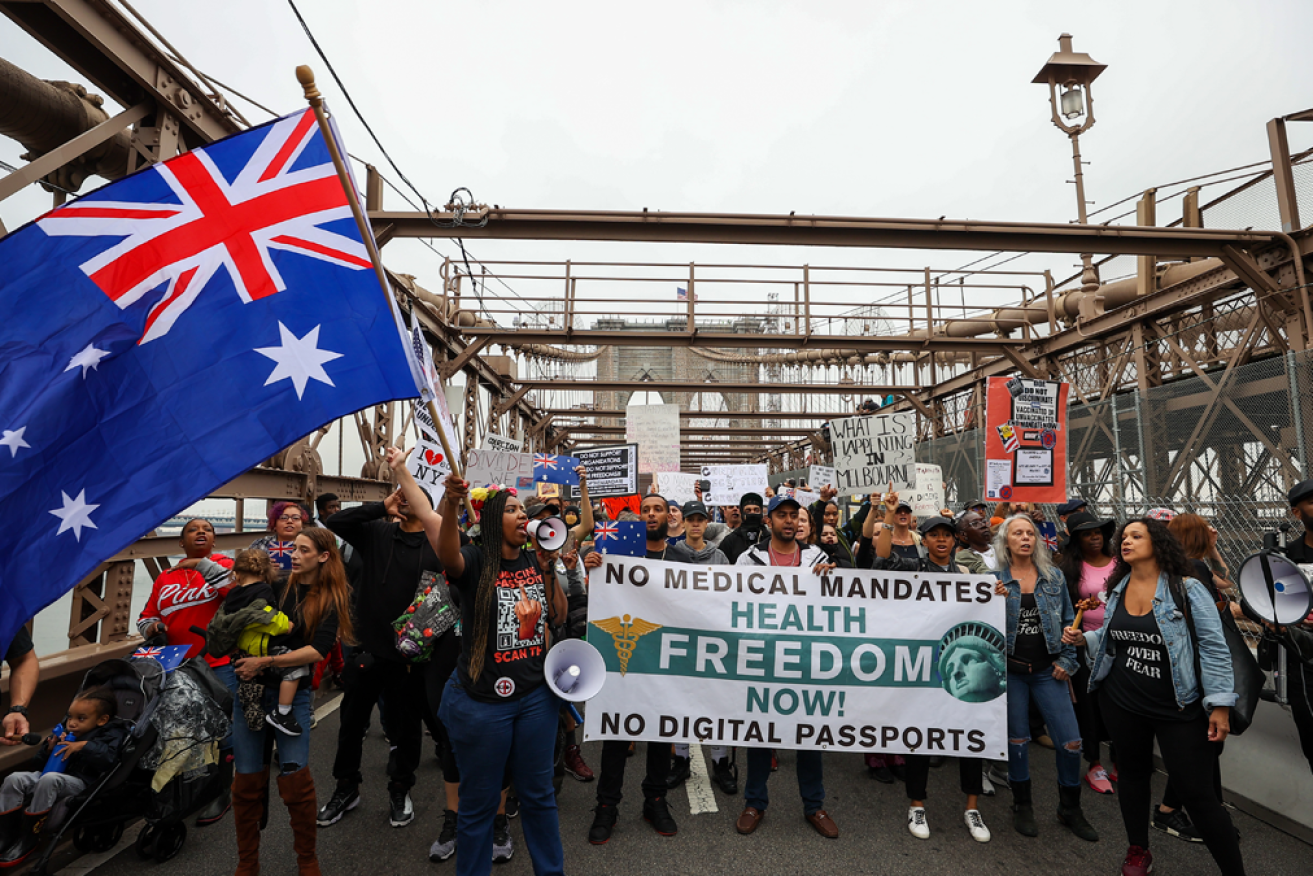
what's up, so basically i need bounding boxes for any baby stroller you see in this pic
[26,650,232,875]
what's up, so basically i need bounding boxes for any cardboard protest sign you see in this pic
[984,378,1069,503]
[406,435,451,505]
[809,465,836,490]
[657,472,701,507]
[701,464,768,507]
[484,433,521,453]
[414,401,463,474]
[464,447,535,490]
[584,556,1006,758]
[791,488,821,509]
[912,463,945,518]
[625,403,681,473]
[831,412,915,495]
[575,445,639,498]
[537,482,562,499]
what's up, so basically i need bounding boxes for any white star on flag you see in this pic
[0,427,29,458]
[255,322,343,399]
[50,489,100,541]
[65,343,111,377]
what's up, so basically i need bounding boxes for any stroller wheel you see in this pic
[153,822,186,863]
[74,822,125,854]
[134,824,158,860]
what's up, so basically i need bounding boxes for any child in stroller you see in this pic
[206,549,308,735]
[0,687,128,867]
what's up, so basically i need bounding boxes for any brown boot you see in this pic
[232,771,267,876]
[277,767,321,876]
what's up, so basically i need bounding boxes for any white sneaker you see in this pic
[981,772,996,797]
[907,806,930,839]
[964,808,991,843]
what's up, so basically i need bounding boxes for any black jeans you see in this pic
[903,755,983,801]
[1073,653,1111,766]
[333,650,428,791]
[596,740,668,807]
[1099,689,1245,876]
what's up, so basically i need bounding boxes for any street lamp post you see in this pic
[1033,33,1108,297]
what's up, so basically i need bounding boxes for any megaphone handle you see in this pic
[568,703,584,725]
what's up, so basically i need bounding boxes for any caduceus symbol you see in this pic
[590,615,662,676]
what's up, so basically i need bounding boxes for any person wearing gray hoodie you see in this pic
[665,501,737,794]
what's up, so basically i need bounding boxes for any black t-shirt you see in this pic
[451,545,548,703]
[265,576,340,690]
[1012,593,1055,671]
[1284,533,1313,564]
[1101,597,1202,722]
[647,541,695,563]
[891,543,920,561]
[4,626,33,664]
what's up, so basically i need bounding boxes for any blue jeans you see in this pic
[439,678,563,876]
[1006,670,1081,787]
[232,686,312,775]
[744,748,825,816]
[211,661,238,753]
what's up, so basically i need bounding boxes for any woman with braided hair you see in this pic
[429,469,567,876]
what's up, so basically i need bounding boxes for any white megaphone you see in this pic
[1237,550,1313,626]
[544,638,607,702]
[526,516,569,552]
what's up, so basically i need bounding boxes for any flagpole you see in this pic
[297,66,477,522]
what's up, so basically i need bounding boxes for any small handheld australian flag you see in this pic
[593,521,645,557]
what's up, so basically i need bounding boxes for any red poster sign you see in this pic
[984,377,1069,504]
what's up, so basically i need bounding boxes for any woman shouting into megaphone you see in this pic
[389,447,567,876]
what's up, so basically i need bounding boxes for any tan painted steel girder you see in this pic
[467,328,1023,354]
[370,208,1277,257]
[516,379,914,395]
[0,0,243,148]
[545,408,837,420]
[561,426,818,436]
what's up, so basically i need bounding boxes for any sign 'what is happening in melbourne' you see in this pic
[831,412,915,494]
[583,556,1007,758]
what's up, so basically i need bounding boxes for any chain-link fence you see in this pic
[920,349,1312,644]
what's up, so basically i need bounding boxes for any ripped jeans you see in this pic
[1005,670,1081,787]
[231,686,313,776]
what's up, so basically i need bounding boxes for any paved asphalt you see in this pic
[85,695,1309,876]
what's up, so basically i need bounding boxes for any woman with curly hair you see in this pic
[1063,518,1244,876]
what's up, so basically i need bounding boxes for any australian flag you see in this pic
[1038,521,1060,552]
[0,107,422,656]
[131,644,190,673]
[594,521,645,557]
[534,453,581,486]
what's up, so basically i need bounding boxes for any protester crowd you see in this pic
[7,441,1313,876]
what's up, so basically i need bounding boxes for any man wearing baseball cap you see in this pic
[719,492,768,563]
[733,494,839,840]
[870,488,992,843]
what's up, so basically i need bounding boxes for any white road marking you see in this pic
[684,743,719,814]
[54,822,143,876]
[313,692,344,724]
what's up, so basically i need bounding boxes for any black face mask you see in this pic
[744,512,763,530]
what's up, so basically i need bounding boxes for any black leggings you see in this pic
[1098,690,1244,876]
[903,755,982,802]
[1073,654,1111,766]
[1161,740,1223,811]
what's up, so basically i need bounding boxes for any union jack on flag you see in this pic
[534,453,580,486]
[266,539,295,570]
[131,644,189,671]
[38,110,372,345]
[1039,522,1060,552]
[133,646,162,659]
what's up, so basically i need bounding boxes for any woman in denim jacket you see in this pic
[1063,517,1243,876]
[991,515,1098,843]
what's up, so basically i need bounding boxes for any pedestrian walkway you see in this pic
[85,700,1311,876]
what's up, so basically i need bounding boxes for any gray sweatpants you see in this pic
[0,771,86,813]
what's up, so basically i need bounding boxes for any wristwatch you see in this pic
[6,706,28,717]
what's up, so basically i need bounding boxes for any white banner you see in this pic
[406,435,450,505]
[701,464,768,507]
[625,403,681,473]
[831,412,915,495]
[658,472,701,507]
[809,465,836,490]
[484,432,522,453]
[583,556,1007,758]
[464,447,535,490]
[912,463,945,519]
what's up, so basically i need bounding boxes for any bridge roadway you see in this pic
[79,693,1310,876]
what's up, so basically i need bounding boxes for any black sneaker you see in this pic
[588,804,617,845]
[504,792,519,819]
[642,797,678,836]
[428,809,457,862]
[869,765,896,784]
[316,784,360,827]
[389,787,415,827]
[1152,808,1203,843]
[492,813,514,863]
[667,756,691,789]
[265,709,302,736]
[711,757,738,795]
